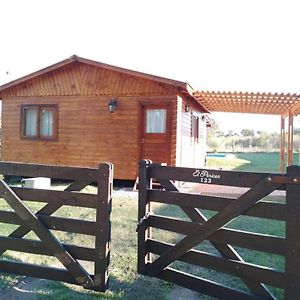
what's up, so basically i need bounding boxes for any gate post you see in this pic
[285,165,300,299]
[94,162,113,291]
[137,159,152,275]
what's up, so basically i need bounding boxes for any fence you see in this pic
[137,159,300,300]
[0,161,113,292]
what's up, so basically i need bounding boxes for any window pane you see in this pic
[24,108,38,136]
[146,109,166,133]
[40,109,53,137]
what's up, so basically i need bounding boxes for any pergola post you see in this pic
[280,116,286,172]
[287,111,294,166]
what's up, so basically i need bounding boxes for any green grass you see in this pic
[207,151,300,172]
[0,152,290,299]
[154,203,285,300]
[0,187,172,299]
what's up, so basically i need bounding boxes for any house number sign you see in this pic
[192,169,221,184]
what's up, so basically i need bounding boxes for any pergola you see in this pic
[193,91,300,172]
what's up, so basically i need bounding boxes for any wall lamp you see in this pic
[185,104,190,112]
[108,98,117,113]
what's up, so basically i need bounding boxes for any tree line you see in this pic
[207,119,300,152]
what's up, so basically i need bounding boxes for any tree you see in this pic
[241,129,255,137]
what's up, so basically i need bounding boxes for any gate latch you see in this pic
[136,212,151,232]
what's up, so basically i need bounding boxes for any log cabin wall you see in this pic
[1,62,179,180]
[179,97,206,168]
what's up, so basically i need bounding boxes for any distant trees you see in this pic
[206,120,287,152]
[241,129,255,137]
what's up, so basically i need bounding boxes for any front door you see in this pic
[140,104,171,165]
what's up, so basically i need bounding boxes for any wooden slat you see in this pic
[147,178,281,276]
[149,164,283,187]
[151,267,267,300]
[137,160,153,275]
[157,178,275,298]
[0,236,95,261]
[0,211,96,235]
[12,187,97,208]
[285,166,300,299]
[0,259,77,284]
[0,161,98,181]
[64,180,91,192]
[94,163,113,291]
[0,179,94,287]
[193,91,300,116]
[148,215,285,255]
[148,189,286,221]
[0,180,90,257]
[147,239,284,288]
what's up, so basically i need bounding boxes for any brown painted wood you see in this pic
[0,236,95,261]
[0,179,90,257]
[0,162,112,291]
[149,164,283,188]
[94,162,113,291]
[157,178,275,299]
[20,104,58,141]
[154,267,267,300]
[0,179,94,287]
[148,215,285,255]
[0,259,78,285]
[148,189,286,221]
[147,177,281,277]
[137,159,152,275]
[12,187,97,208]
[0,211,96,235]
[0,161,98,181]
[147,239,285,288]
[1,94,182,180]
[285,165,300,299]
[139,104,172,165]
[0,56,204,180]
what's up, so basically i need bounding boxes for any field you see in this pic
[0,152,288,299]
[207,151,299,172]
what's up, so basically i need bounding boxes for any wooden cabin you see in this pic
[0,55,208,180]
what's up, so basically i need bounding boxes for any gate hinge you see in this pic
[136,212,152,232]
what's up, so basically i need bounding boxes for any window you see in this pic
[191,114,199,142]
[22,105,58,140]
[145,109,167,133]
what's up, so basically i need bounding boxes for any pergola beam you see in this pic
[193,90,300,173]
[280,116,285,173]
[287,111,294,166]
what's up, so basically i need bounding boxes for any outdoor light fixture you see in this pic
[185,104,190,112]
[108,98,117,113]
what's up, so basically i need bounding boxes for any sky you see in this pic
[0,0,299,133]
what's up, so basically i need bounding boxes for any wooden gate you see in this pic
[0,161,113,292]
[137,160,300,300]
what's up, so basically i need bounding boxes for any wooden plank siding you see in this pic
[0,62,179,98]
[0,60,206,179]
[179,97,206,168]
[2,95,179,180]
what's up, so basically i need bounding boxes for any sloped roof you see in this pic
[0,55,191,91]
[193,91,300,116]
[0,55,209,112]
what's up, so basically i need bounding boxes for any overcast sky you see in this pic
[0,0,299,132]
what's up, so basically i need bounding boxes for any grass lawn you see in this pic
[207,151,299,172]
[0,187,172,300]
[0,152,288,299]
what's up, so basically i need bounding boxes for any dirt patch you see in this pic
[0,278,49,300]
[167,287,200,300]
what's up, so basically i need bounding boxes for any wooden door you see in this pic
[140,104,171,165]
